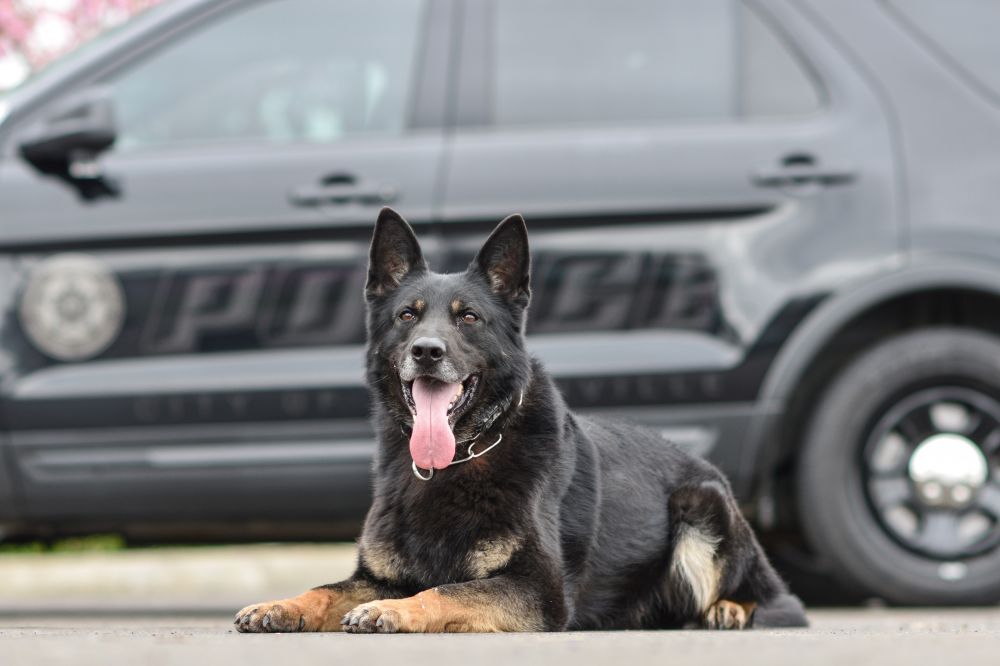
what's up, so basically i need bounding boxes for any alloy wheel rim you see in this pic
[862,386,1000,560]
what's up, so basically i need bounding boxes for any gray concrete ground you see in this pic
[2,545,999,665]
[3,610,1000,666]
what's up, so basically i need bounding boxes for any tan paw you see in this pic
[342,599,414,634]
[704,600,755,630]
[234,599,309,633]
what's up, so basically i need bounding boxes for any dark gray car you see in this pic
[2,0,1000,606]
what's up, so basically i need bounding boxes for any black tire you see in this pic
[797,327,1000,605]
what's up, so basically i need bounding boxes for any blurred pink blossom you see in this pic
[0,0,160,75]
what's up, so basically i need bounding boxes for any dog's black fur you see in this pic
[235,208,806,633]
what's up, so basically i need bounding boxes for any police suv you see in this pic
[2,0,1000,605]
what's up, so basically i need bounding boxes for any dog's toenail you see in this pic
[298,616,305,631]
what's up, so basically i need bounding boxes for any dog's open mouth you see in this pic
[402,374,479,422]
[403,374,479,471]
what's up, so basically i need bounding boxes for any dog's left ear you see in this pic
[471,214,531,308]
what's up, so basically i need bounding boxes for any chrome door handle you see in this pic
[752,164,856,189]
[289,173,398,207]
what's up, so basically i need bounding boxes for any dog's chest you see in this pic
[360,531,521,586]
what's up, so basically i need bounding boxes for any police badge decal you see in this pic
[18,254,125,362]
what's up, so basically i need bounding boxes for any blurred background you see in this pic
[0,1,161,90]
[1,0,1000,612]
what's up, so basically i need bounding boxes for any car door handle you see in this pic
[752,164,856,189]
[289,173,398,207]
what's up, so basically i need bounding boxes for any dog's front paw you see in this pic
[235,600,307,633]
[342,600,411,633]
[704,600,755,630]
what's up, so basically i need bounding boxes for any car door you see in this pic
[0,0,452,530]
[438,0,900,492]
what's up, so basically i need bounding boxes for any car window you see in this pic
[490,0,820,127]
[886,0,1000,105]
[107,0,426,151]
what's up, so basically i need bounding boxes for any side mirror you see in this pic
[18,88,120,201]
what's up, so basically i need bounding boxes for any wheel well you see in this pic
[768,287,1000,527]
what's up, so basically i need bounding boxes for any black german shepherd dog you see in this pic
[236,208,807,633]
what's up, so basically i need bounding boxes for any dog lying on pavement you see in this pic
[236,208,807,633]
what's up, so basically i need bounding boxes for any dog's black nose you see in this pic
[411,337,446,364]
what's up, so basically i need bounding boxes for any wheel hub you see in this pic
[908,433,988,508]
[863,386,1000,560]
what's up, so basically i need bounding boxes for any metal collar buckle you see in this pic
[409,391,523,481]
[411,433,503,481]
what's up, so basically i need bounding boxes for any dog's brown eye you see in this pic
[461,312,479,324]
[399,309,416,322]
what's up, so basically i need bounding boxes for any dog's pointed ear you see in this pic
[365,207,426,301]
[471,214,531,307]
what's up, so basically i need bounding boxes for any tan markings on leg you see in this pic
[235,582,380,633]
[359,534,407,583]
[466,536,521,579]
[671,525,722,614]
[704,600,756,630]
[342,586,542,634]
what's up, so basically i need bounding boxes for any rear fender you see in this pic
[745,256,1000,519]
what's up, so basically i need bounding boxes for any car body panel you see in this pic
[805,1,1000,247]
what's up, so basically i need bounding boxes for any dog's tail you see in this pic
[751,593,808,628]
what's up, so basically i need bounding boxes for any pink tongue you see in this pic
[410,377,460,471]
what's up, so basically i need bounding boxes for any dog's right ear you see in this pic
[365,207,426,301]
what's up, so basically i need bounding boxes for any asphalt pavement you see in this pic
[2,544,999,665]
[3,609,1000,666]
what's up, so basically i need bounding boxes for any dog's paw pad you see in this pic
[235,601,305,633]
[342,602,403,633]
[704,600,753,630]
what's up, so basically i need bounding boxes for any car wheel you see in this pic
[797,327,1000,605]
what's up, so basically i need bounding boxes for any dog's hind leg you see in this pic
[666,481,806,629]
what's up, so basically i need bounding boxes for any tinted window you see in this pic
[109,0,425,151]
[491,0,819,127]
[887,0,1000,103]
